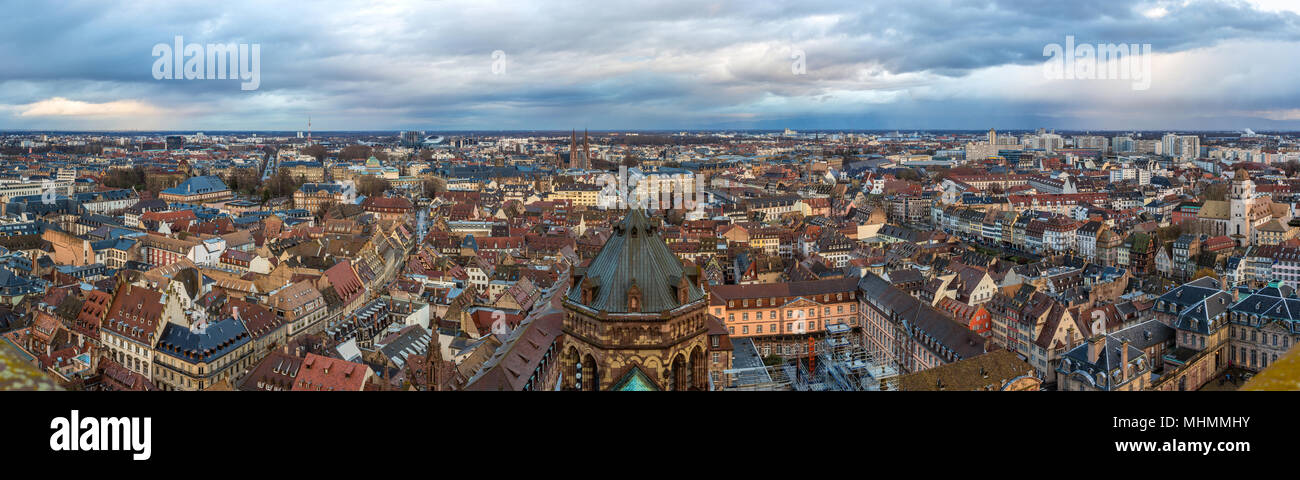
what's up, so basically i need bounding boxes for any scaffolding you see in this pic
[712,324,898,391]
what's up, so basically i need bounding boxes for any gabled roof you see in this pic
[156,318,251,364]
[292,353,371,391]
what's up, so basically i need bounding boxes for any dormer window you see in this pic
[676,277,693,304]
[627,281,642,313]
[581,276,599,305]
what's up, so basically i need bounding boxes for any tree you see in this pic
[1192,268,1220,281]
[1282,160,1300,178]
[1202,183,1228,201]
[339,145,373,161]
[664,209,685,225]
[262,169,305,200]
[623,152,640,169]
[225,168,262,196]
[301,144,327,161]
[894,168,921,182]
[357,176,392,197]
[422,178,445,198]
[103,166,147,190]
[1156,222,1188,243]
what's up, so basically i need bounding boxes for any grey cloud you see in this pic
[2,0,1300,130]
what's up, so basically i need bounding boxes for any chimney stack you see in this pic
[1087,336,1104,363]
[1121,339,1131,380]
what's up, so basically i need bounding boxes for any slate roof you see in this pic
[857,273,987,360]
[566,209,705,313]
[1059,336,1147,390]
[156,317,251,365]
[1109,319,1176,350]
[885,268,924,286]
[1230,284,1300,330]
[1158,276,1223,309]
[1172,288,1232,334]
[161,176,229,196]
[377,325,432,368]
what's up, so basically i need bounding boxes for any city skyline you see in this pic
[6,0,1300,131]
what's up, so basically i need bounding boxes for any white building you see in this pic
[188,237,226,266]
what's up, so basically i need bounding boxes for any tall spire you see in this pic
[570,129,578,169]
[583,129,590,169]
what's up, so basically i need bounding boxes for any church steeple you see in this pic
[569,129,589,170]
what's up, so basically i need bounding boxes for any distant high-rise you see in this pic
[1161,133,1201,162]
[399,130,423,147]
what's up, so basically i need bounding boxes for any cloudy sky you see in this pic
[3,0,1300,131]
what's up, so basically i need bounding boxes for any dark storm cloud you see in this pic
[2,0,1300,130]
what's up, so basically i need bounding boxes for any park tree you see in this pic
[301,144,328,161]
[103,166,147,190]
[1282,160,1300,178]
[339,145,373,161]
[1192,268,1220,281]
[1202,183,1228,201]
[894,168,921,182]
[357,176,392,197]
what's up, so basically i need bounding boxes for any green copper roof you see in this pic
[566,209,705,313]
[611,366,660,391]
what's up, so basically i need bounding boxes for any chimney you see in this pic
[1121,339,1130,380]
[232,306,240,320]
[1087,336,1104,363]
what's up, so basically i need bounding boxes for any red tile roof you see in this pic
[292,353,371,391]
[324,260,365,306]
[103,285,164,345]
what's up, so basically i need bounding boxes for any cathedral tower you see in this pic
[561,210,713,390]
